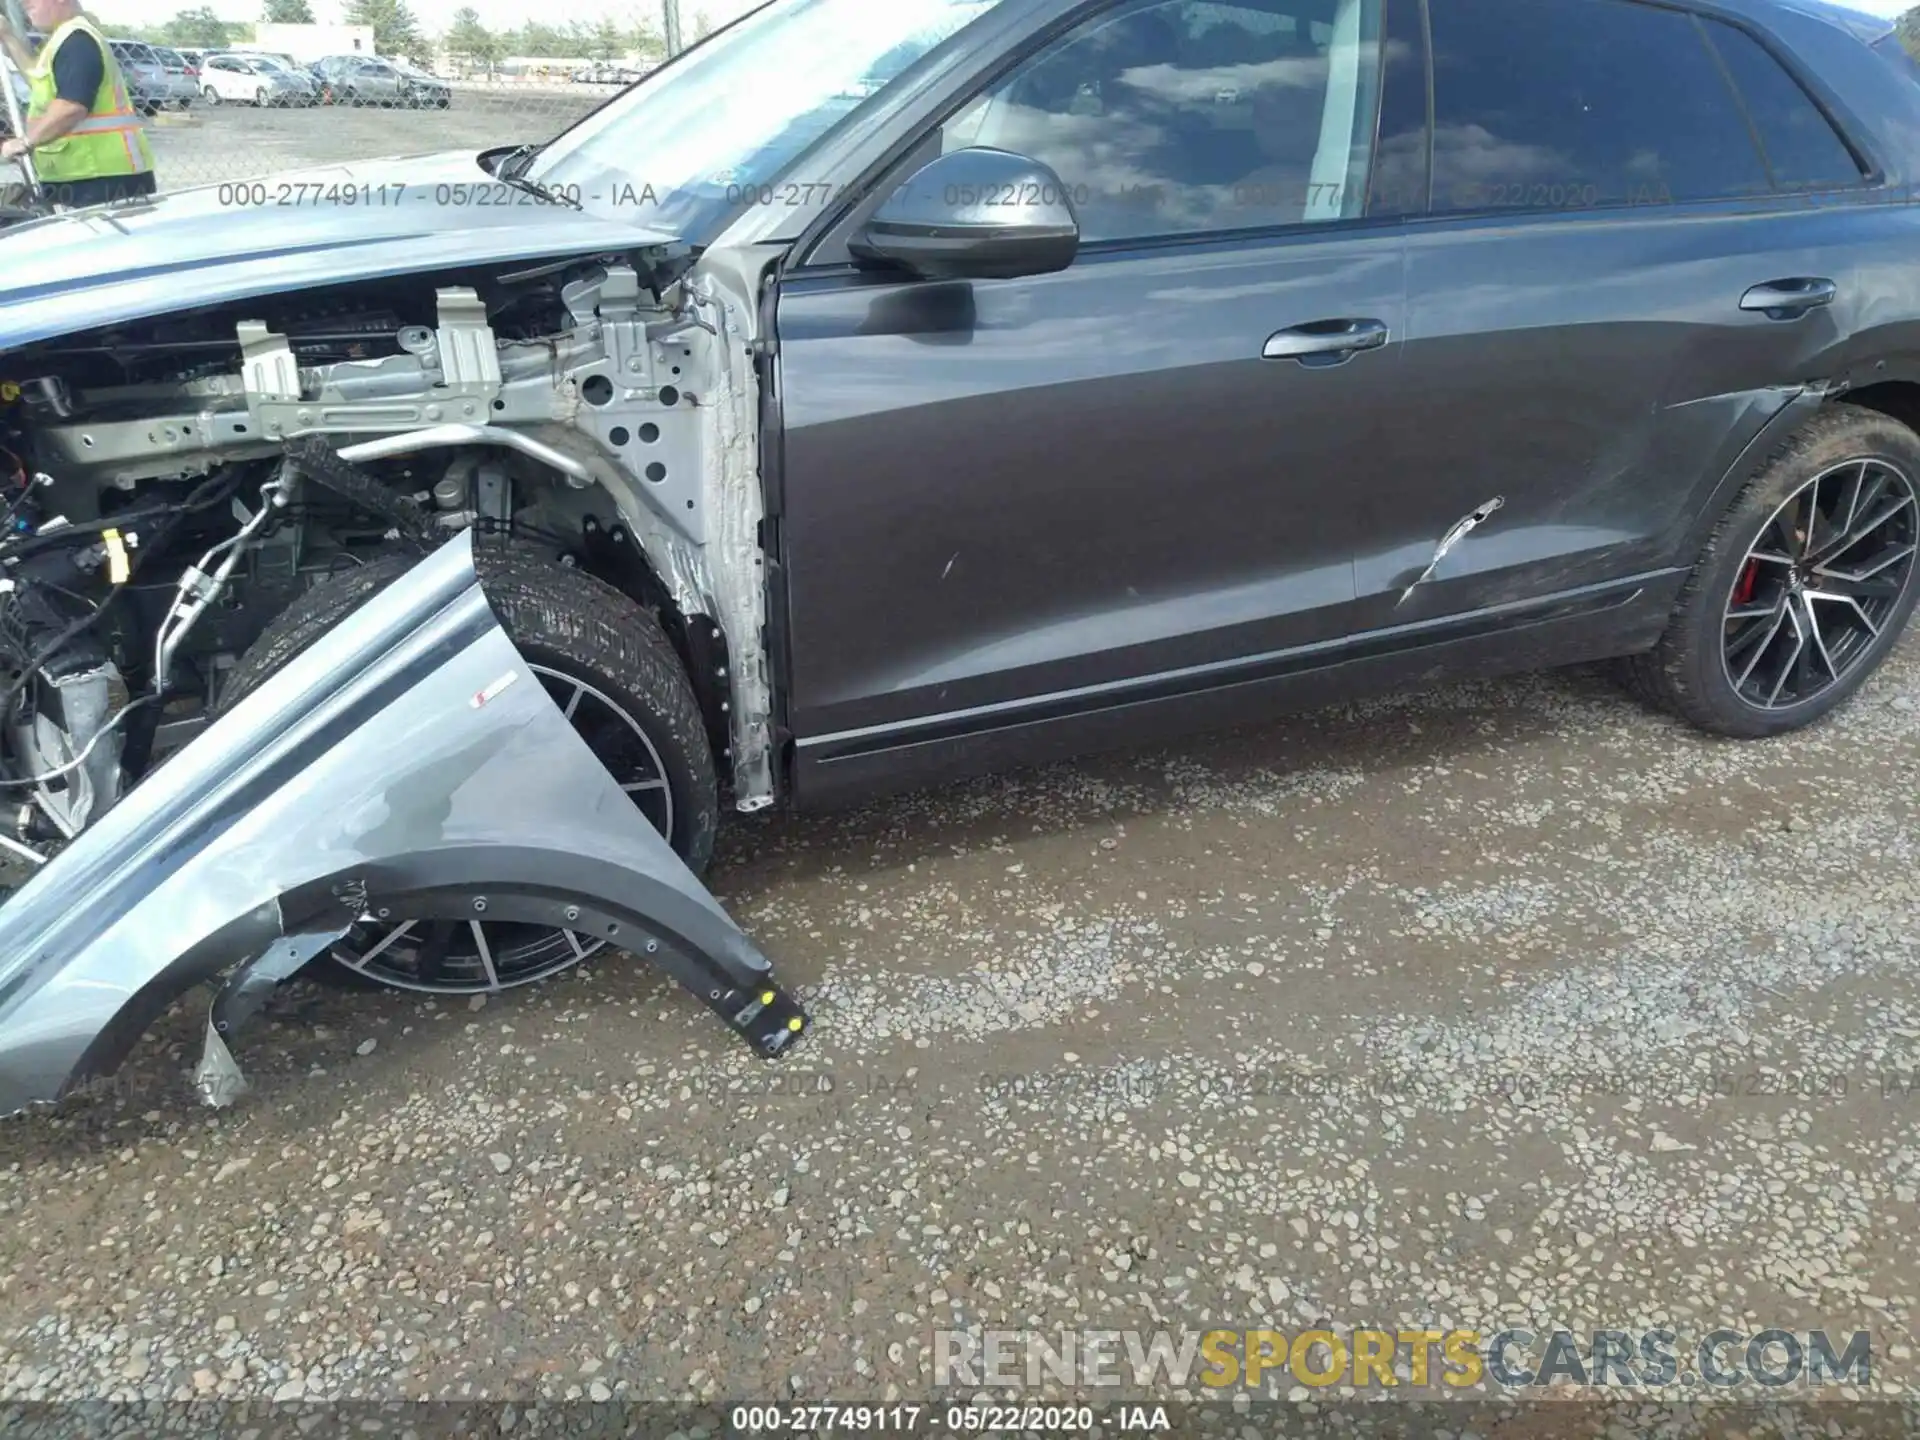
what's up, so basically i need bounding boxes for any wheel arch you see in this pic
[1660,377,1920,621]
[1831,376,1920,437]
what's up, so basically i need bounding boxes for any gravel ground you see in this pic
[0,632,1916,1408]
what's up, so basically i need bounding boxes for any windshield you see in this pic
[528,0,1005,236]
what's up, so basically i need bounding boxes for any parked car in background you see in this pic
[242,52,313,92]
[200,51,318,107]
[107,39,196,114]
[391,60,451,108]
[308,54,441,107]
[572,62,652,84]
[174,47,208,70]
[151,45,199,89]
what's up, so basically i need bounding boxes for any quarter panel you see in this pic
[1358,203,1872,623]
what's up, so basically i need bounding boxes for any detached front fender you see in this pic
[0,530,805,1118]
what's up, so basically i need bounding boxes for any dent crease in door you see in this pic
[0,530,806,1120]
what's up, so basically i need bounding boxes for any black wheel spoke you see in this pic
[1731,603,1787,687]
[1808,573,1903,603]
[338,920,415,975]
[1835,492,1917,555]
[470,922,501,991]
[411,921,458,989]
[1798,594,1838,680]
[1830,461,1868,547]
[1813,542,1915,589]
[1768,605,1809,706]
[1761,509,1802,561]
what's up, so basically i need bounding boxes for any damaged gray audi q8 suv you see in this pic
[2,0,1919,1115]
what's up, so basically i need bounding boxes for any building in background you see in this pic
[237,24,377,62]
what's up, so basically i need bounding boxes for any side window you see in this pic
[1428,0,1771,216]
[1367,0,1427,216]
[938,0,1387,243]
[1701,19,1866,190]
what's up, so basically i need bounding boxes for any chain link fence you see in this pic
[137,59,622,194]
[1,4,742,197]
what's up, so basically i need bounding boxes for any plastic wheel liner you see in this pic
[0,529,806,1119]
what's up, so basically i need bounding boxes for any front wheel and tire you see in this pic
[1631,404,1920,737]
[219,547,720,994]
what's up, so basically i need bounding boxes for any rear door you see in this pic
[776,0,1426,745]
[1353,0,1873,625]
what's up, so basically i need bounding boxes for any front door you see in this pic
[775,0,1421,747]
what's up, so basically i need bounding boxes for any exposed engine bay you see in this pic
[0,248,776,876]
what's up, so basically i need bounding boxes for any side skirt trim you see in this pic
[800,569,1680,760]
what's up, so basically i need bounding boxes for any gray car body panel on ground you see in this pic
[0,530,800,1118]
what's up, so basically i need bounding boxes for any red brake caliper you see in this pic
[1733,558,1760,607]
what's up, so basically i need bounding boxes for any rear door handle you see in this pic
[1740,277,1837,319]
[1262,318,1390,363]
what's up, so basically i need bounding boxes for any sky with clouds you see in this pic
[79,0,1917,45]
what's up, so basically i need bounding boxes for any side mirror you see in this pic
[850,147,1080,282]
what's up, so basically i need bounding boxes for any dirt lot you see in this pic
[144,86,603,192]
[0,630,1916,1407]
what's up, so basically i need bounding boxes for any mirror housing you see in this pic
[850,147,1080,281]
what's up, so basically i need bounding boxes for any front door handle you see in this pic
[1262,318,1390,363]
[1740,277,1837,319]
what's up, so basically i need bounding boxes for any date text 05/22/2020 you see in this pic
[730,1404,1119,1434]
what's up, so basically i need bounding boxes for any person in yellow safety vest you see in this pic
[0,0,155,209]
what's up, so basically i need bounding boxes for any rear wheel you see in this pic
[255,86,269,105]
[219,545,720,993]
[201,84,221,105]
[1628,403,1920,737]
